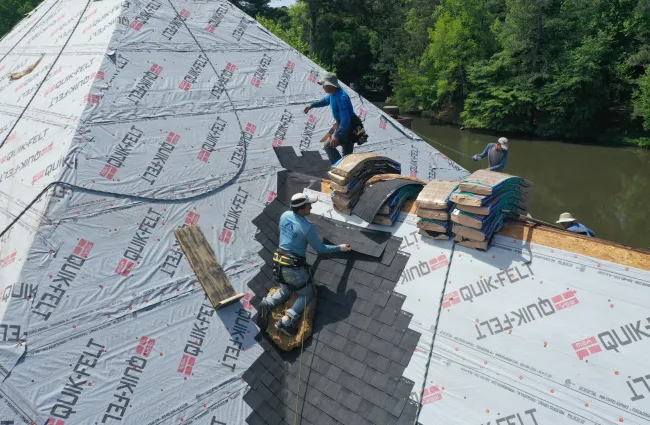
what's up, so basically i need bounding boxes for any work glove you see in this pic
[339,244,352,252]
[472,155,480,161]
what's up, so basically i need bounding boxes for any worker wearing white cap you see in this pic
[472,137,509,172]
[257,193,352,336]
[556,212,595,237]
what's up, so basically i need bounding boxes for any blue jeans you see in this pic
[261,266,313,322]
[324,131,354,164]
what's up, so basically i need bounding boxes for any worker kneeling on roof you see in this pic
[257,193,352,336]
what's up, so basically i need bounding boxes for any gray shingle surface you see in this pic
[243,165,420,425]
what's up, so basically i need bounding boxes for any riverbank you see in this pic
[405,120,650,249]
[397,107,650,149]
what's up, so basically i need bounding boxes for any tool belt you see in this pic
[350,114,368,145]
[272,248,308,290]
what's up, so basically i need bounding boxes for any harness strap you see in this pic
[272,249,308,290]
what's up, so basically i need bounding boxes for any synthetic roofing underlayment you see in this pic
[0,0,649,424]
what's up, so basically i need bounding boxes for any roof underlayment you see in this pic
[0,1,649,424]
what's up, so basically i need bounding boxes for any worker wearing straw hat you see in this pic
[556,212,595,237]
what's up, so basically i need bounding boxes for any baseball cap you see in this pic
[291,193,318,208]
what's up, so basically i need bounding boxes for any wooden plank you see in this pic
[174,225,244,309]
[499,222,650,271]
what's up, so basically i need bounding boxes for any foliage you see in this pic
[632,72,650,131]
[0,0,40,37]
[257,3,331,70]
[229,0,271,18]
[393,0,494,112]
[257,8,309,56]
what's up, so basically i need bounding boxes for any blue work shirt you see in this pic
[311,88,355,138]
[477,143,508,172]
[567,222,595,237]
[278,211,340,257]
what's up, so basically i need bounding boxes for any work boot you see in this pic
[256,303,270,329]
[276,317,298,337]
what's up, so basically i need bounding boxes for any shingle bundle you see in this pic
[450,170,533,250]
[414,180,458,240]
[328,153,401,214]
[370,174,426,226]
[352,174,425,226]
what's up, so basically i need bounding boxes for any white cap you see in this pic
[498,137,508,150]
[556,212,577,223]
[291,193,318,208]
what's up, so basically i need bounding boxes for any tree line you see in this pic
[2,0,649,147]
[258,0,650,148]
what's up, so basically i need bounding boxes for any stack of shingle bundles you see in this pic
[327,153,401,214]
[369,174,428,225]
[450,170,533,250]
[352,174,425,226]
[414,180,459,240]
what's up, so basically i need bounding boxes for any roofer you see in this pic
[257,193,352,336]
[304,72,357,164]
[472,137,509,172]
[556,212,595,237]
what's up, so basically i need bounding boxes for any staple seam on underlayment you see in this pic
[414,241,457,423]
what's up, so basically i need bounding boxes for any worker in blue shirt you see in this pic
[472,137,509,172]
[556,212,595,237]
[304,72,356,164]
[257,193,352,336]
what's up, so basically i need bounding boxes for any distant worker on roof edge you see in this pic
[257,193,352,337]
[472,137,509,172]
[556,212,595,237]
[304,72,358,165]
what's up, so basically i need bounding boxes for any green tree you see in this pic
[229,0,270,18]
[633,72,650,130]
[460,0,649,141]
[1,0,40,38]
[394,0,494,113]
[257,5,310,56]
[629,0,650,130]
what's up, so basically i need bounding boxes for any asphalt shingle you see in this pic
[241,164,420,425]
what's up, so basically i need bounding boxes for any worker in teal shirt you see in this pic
[257,193,352,336]
[304,72,356,164]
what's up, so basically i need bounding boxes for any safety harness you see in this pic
[272,248,308,291]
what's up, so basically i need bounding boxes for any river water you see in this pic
[407,120,650,249]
